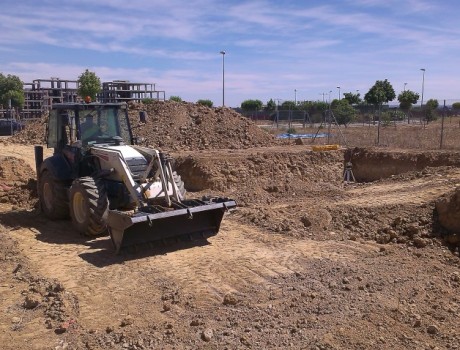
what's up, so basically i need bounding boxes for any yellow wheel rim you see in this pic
[72,192,87,224]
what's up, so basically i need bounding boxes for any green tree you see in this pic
[343,92,361,105]
[364,79,396,106]
[331,99,356,126]
[452,102,460,110]
[397,90,419,111]
[281,100,296,110]
[77,69,101,101]
[297,100,328,112]
[169,96,182,102]
[197,99,213,107]
[241,99,263,111]
[0,73,24,108]
[424,99,439,123]
[425,98,439,110]
[265,99,277,111]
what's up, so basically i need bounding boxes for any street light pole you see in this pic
[294,89,297,106]
[420,68,425,108]
[404,82,407,91]
[337,86,341,100]
[220,51,226,106]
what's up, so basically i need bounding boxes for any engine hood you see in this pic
[92,145,145,161]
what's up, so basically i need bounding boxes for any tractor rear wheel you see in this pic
[39,170,69,219]
[69,177,109,236]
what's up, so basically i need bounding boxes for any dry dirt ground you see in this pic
[0,102,459,350]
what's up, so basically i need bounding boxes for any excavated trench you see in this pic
[175,146,460,190]
[346,147,460,182]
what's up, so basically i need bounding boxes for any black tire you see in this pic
[39,170,69,219]
[173,171,186,199]
[69,177,109,236]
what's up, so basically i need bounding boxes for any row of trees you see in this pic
[240,79,448,125]
[0,71,457,125]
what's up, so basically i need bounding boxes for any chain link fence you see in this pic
[240,100,460,151]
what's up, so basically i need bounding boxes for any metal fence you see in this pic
[242,101,460,150]
[242,99,460,127]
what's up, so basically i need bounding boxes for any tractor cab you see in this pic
[46,102,133,151]
[45,103,134,177]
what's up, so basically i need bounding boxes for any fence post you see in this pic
[440,100,446,149]
[377,104,381,145]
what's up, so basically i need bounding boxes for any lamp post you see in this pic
[404,82,407,91]
[220,51,226,106]
[420,68,425,108]
[328,90,332,103]
[294,89,297,106]
[337,86,341,100]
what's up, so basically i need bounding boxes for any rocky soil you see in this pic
[0,101,459,350]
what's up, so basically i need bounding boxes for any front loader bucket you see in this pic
[107,197,236,253]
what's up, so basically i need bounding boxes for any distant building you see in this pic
[16,78,165,120]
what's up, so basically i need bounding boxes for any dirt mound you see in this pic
[6,116,47,145]
[128,101,279,151]
[0,226,80,339]
[436,187,460,244]
[0,156,38,209]
[437,187,460,233]
[7,101,279,151]
[175,148,345,207]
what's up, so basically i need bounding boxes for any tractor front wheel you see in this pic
[69,177,109,236]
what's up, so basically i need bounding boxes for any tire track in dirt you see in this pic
[339,170,460,208]
[8,215,375,329]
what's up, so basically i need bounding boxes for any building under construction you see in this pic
[17,78,165,120]
[98,80,165,103]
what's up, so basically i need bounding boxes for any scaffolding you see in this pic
[98,80,165,103]
[22,78,78,119]
[18,78,165,121]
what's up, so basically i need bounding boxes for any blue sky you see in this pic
[1,0,459,107]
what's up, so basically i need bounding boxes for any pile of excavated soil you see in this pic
[5,116,47,145]
[436,187,460,245]
[174,148,345,207]
[6,101,280,151]
[128,101,279,150]
[0,156,38,209]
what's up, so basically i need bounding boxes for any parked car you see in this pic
[0,119,24,136]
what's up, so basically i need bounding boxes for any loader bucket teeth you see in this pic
[107,197,236,253]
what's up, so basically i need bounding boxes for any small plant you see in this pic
[381,112,392,127]
[197,99,213,107]
[287,127,297,134]
[169,96,182,102]
[142,98,154,104]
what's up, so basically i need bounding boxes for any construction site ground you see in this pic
[0,102,459,350]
